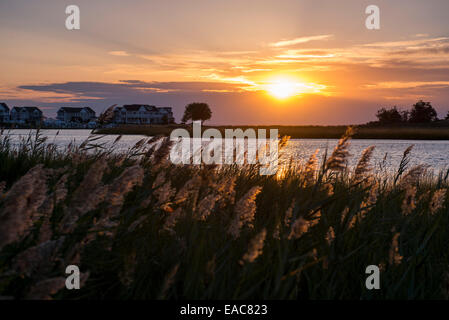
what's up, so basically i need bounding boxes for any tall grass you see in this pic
[1,129,449,299]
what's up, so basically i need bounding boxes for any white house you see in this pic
[113,104,174,124]
[56,107,96,123]
[0,103,9,123]
[10,107,43,125]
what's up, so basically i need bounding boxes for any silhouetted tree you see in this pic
[445,111,449,121]
[375,106,404,124]
[181,102,212,124]
[401,110,410,123]
[409,100,438,123]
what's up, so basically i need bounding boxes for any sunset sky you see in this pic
[1,0,449,124]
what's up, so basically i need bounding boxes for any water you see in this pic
[3,129,148,153]
[4,129,449,174]
[282,139,449,174]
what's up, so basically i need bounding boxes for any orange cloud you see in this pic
[270,35,333,47]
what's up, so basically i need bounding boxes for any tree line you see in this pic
[163,100,449,126]
[375,100,449,124]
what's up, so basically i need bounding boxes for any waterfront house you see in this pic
[113,104,174,124]
[56,107,96,123]
[10,107,43,125]
[0,103,9,123]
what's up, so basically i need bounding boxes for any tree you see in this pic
[181,103,212,124]
[400,110,410,123]
[409,100,438,123]
[444,111,449,121]
[375,106,404,124]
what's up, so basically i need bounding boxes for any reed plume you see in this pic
[284,199,295,227]
[154,181,176,206]
[303,150,319,186]
[214,176,236,208]
[61,158,108,232]
[325,127,354,172]
[241,228,267,264]
[430,189,446,214]
[194,194,221,221]
[321,183,334,196]
[359,181,379,218]
[394,145,414,184]
[353,146,375,183]
[389,232,403,265]
[326,226,335,245]
[162,207,184,234]
[399,165,428,187]
[106,164,144,207]
[173,175,202,205]
[401,185,417,216]
[288,216,309,240]
[151,137,173,166]
[97,104,117,125]
[0,165,48,249]
[152,171,166,189]
[228,186,262,239]
[12,238,65,277]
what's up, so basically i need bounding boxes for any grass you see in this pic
[96,124,449,140]
[1,129,449,299]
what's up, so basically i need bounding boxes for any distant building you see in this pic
[113,104,174,124]
[10,107,43,125]
[56,107,96,123]
[43,118,66,128]
[0,103,9,123]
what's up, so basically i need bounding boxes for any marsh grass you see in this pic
[1,129,449,299]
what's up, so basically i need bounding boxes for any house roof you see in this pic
[59,107,83,113]
[12,106,42,113]
[0,103,9,111]
[83,107,95,114]
[24,107,43,113]
[122,104,158,112]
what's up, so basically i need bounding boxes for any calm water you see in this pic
[4,129,449,174]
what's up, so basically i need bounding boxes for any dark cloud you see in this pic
[15,80,255,123]
[391,46,449,56]
[18,80,249,98]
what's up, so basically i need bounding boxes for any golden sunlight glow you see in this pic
[267,80,297,99]
[264,77,326,99]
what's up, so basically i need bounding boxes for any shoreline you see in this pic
[4,124,449,140]
[93,124,449,140]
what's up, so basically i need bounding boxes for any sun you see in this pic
[264,77,326,99]
[266,80,297,99]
